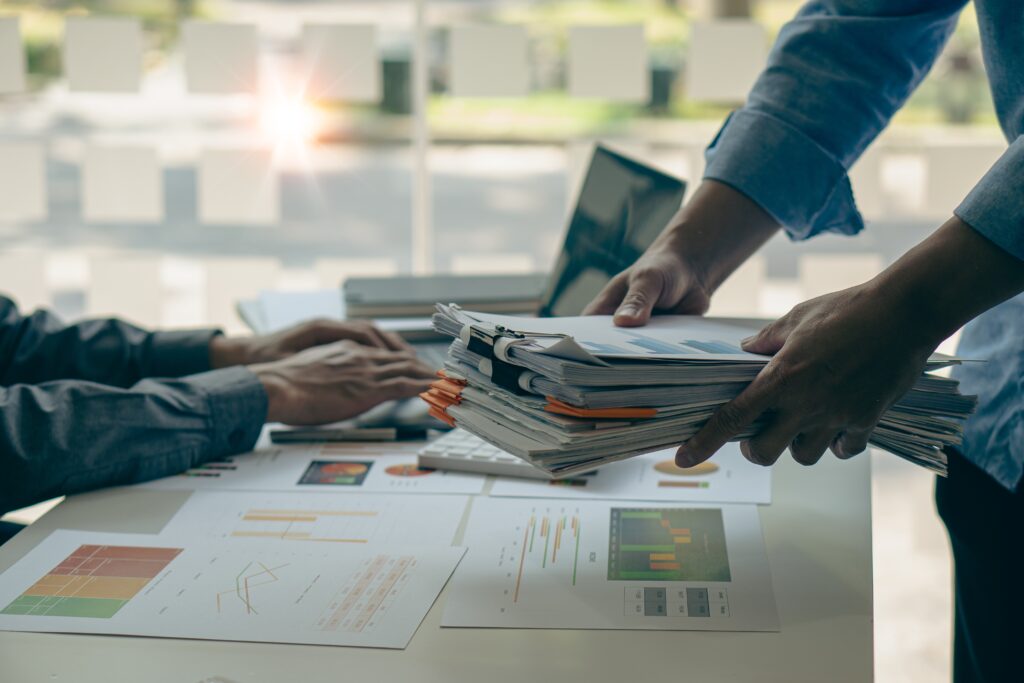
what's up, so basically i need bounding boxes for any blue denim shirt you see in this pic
[704,0,1023,490]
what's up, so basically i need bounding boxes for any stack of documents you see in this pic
[421,305,976,477]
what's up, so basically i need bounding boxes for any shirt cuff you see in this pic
[704,108,866,241]
[147,328,221,378]
[954,136,1024,263]
[185,366,267,459]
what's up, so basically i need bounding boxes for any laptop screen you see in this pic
[537,145,687,317]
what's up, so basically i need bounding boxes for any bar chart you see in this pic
[1,544,182,618]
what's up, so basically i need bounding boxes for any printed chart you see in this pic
[0,531,465,648]
[1,545,181,619]
[443,498,778,631]
[162,491,469,547]
[142,443,485,495]
[490,443,771,504]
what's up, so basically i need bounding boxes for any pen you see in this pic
[269,427,429,444]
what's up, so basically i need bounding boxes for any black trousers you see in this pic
[936,449,1024,683]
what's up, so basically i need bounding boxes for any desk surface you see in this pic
[0,452,873,683]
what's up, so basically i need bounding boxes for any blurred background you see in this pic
[0,1,1002,679]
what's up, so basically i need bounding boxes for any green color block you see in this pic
[614,571,683,580]
[4,596,128,619]
[617,544,675,552]
[619,511,664,519]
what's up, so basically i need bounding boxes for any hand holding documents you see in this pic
[422,305,976,477]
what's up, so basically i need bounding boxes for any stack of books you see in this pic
[421,305,976,478]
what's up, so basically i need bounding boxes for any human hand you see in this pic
[583,243,713,325]
[250,340,436,425]
[209,318,410,368]
[676,282,939,468]
[583,180,779,326]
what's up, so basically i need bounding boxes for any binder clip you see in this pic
[460,323,531,395]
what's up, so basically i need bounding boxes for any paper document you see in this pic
[161,491,470,547]
[443,498,778,631]
[489,443,771,505]
[141,442,486,495]
[0,530,464,648]
[427,305,973,477]
[259,289,344,332]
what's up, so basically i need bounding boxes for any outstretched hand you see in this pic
[676,283,937,469]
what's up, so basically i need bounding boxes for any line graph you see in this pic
[215,561,289,616]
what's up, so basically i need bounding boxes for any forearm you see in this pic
[661,180,780,292]
[0,367,266,514]
[870,217,1024,348]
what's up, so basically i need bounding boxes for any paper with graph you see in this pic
[142,442,486,495]
[160,491,470,547]
[443,498,778,631]
[0,530,464,648]
[489,442,771,504]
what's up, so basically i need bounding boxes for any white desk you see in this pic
[0,452,873,683]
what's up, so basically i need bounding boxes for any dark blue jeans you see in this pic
[936,449,1023,683]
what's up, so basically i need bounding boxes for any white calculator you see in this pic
[417,430,552,480]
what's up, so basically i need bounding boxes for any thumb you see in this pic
[613,269,664,327]
[740,321,787,355]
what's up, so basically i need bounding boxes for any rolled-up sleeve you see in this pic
[954,136,1024,262]
[704,0,967,240]
[0,366,267,515]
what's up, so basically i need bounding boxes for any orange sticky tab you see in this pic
[544,398,657,419]
[420,390,456,411]
[430,379,464,401]
[427,406,456,428]
[437,370,467,386]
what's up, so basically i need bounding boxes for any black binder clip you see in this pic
[464,324,530,395]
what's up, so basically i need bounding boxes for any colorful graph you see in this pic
[298,460,372,486]
[653,460,719,477]
[230,507,377,543]
[215,560,289,615]
[1,545,182,618]
[384,464,435,477]
[608,508,731,582]
[513,511,582,602]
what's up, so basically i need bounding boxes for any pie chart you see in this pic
[385,463,435,477]
[654,460,719,476]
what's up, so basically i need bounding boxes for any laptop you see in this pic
[358,144,687,428]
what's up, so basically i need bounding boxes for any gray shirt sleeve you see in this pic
[0,366,267,515]
[0,295,218,387]
[0,295,269,515]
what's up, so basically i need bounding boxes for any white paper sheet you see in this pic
[449,25,529,97]
[160,491,470,548]
[0,141,47,222]
[183,21,259,94]
[0,17,26,94]
[142,442,486,495]
[685,20,767,103]
[302,24,380,102]
[0,530,464,648]
[197,148,278,226]
[81,145,163,223]
[259,289,345,332]
[567,25,648,101]
[490,443,771,504]
[63,17,143,93]
[443,498,778,631]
